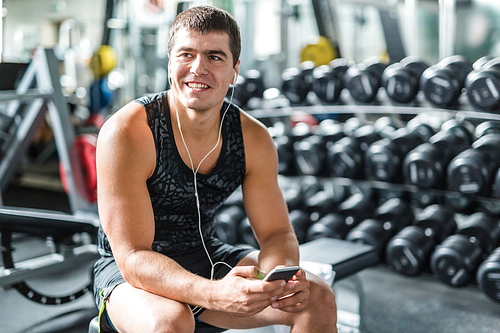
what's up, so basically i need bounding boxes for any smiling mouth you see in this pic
[187,83,210,89]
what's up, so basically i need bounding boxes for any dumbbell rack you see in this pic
[0,47,100,305]
[250,91,500,304]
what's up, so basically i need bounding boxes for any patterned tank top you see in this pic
[97,91,246,257]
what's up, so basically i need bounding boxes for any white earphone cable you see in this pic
[169,78,236,315]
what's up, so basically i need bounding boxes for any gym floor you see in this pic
[1,184,500,333]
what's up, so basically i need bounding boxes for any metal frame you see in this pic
[0,47,96,214]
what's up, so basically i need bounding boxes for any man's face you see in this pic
[169,28,239,112]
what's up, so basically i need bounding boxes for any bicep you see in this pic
[96,106,156,264]
[241,116,291,241]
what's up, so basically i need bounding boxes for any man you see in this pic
[93,5,337,332]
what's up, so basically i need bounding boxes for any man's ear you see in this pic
[231,60,241,85]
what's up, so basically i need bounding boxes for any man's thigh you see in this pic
[106,283,195,333]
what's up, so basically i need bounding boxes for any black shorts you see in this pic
[93,238,255,316]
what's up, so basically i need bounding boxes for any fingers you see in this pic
[231,265,266,280]
[270,284,310,312]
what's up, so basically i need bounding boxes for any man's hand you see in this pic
[265,267,310,313]
[210,266,289,316]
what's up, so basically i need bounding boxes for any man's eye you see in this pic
[180,53,192,58]
[210,55,221,61]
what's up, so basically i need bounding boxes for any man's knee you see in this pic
[309,276,337,315]
[146,303,195,333]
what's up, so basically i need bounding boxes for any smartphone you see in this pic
[262,266,300,282]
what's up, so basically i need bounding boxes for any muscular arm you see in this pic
[240,112,300,272]
[97,103,211,304]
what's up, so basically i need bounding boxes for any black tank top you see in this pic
[97,91,246,257]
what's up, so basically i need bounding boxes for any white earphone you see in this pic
[168,71,236,316]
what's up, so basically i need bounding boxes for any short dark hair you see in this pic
[168,5,241,67]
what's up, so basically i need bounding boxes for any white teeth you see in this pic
[188,83,209,89]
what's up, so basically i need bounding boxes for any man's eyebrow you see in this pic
[205,49,229,59]
[176,46,228,59]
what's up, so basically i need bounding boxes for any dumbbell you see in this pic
[294,135,327,176]
[459,212,500,254]
[364,123,433,182]
[335,192,375,229]
[243,69,265,100]
[342,117,363,137]
[214,205,246,245]
[273,122,313,176]
[312,58,350,104]
[281,61,316,105]
[476,247,500,303]
[303,181,347,221]
[420,55,473,108]
[294,119,348,176]
[306,213,348,241]
[465,58,500,111]
[386,204,457,276]
[382,56,429,104]
[430,212,500,287]
[306,192,375,241]
[346,198,413,259]
[318,119,345,144]
[326,125,382,178]
[403,121,472,189]
[282,183,305,212]
[474,121,500,140]
[343,57,388,104]
[346,219,391,260]
[289,210,313,244]
[373,116,404,139]
[239,217,259,249]
[228,74,250,108]
[447,133,500,197]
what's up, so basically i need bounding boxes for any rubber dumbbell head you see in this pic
[466,58,500,111]
[318,119,345,146]
[273,135,296,176]
[306,213,348,241]
[214,205,246,245]
[335,193,375,229]
[413,204,457,243]
[281,67,309,105]
[447,134,500,197]
[294,135,327,176]
[476,247,500,303]
[289,210,312,244]
[430,234,483,287]
[382,57,429,104]
[374,198,414,235]
[312,58,350,104]
[239,217,259,249]
[346,219,391,259]
[344,58,388,103]
[243,69,265,99]
[386,225,437,276]
[420,55,473,108]
[403,126,471,189]
[365,127,425,182]
[458,212,500,255]
[474,121,500,140]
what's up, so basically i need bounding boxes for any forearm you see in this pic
[119,249,212,308]
[257,228,300,272]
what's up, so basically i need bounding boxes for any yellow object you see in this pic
[301,36,337,67]
[90,45,117,78]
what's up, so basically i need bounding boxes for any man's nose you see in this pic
[191,55,208,76]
